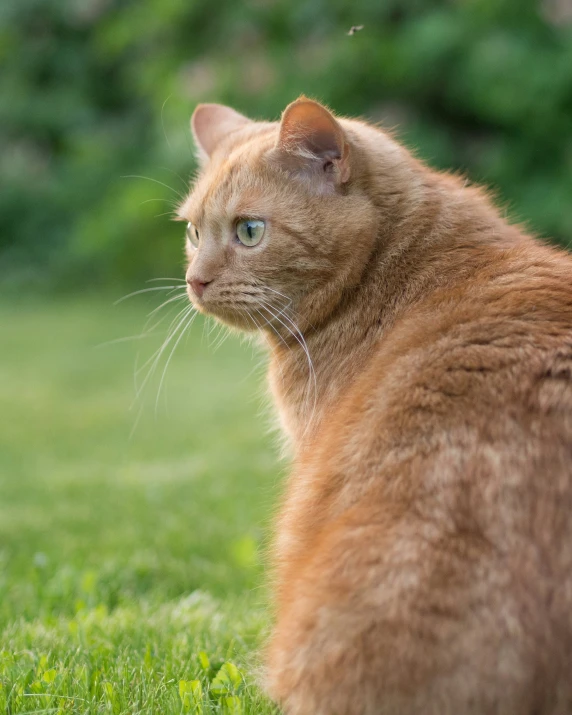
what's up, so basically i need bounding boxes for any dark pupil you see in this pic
[247,223,253,239]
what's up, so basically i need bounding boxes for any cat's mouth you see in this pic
[187,281,297,335]
[186,288,259,332]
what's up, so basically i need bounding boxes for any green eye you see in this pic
[236,219,265,247]
[186,221,199,248]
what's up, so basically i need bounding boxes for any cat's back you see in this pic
[355,237,572,445]
[319,236,572,527]
[271,239,572,714]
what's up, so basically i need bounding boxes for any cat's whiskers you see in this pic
[158,165,191,196]
[97,287,187,349]
[146,277,187,283]
[139,197,180,208]
[128,298,196,434]
[251,305,288,394]
[211,321,232,352]
[145,292,188,321]
[253,305,291,351]
[261,286,293,306]
[154,305,199,413]
[263,286,317,333]
[132,303,195,406]
[243,307,261,332]
[118,280,311,428]
[121,174,186,203]
[134,301,193,380]
[236,309,281,408]
[114,285,183,305]
[258,298,318,434]
[206,315,221,343]
[135,289,189,340]
[96,332,162,348]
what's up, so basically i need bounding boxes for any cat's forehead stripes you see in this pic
[180,128,278,225]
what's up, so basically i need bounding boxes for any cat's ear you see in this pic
[274,97,350,189]
[191,104,251,164]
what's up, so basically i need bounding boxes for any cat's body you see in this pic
[181,98,572,714]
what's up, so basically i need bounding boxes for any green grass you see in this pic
[0,294,281,713]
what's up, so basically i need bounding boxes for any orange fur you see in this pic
[180,98,572,714]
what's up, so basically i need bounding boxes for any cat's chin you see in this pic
[189,298,258,333]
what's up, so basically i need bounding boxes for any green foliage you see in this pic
[0,297,279,712]
[1,0,571,290]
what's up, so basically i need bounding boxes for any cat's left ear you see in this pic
[191,103,251,164]
[274,97,350,189]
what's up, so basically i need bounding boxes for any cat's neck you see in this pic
[263,135,521,454]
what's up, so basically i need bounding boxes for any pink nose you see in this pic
[188,277,211,298]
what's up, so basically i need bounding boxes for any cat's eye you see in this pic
[236,219,265,247]
[186,221,199,248]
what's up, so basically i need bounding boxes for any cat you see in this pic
[178,97,572,715]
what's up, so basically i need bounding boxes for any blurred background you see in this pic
[1,0,572,292]
[1,1,572,711]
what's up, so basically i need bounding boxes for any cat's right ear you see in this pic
[272,97,350,192]
[191,104,251,165]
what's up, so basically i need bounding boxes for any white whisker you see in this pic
[263,286,317,332]
[146,292,188,319]
[139,198,178,207]
[96,333,158,348]
[212,322,232,352]
[251,307,288,392]
[139,304,195,400]
[159,165,191,194]
[132,304,195,404]
[262,286,293,305]
[254,306,290,351]
[121,174,185,202]
[98,290,186,350]
[134,303,192,380]
[258,298,318,437]
[154,309,198,413]
[114,286,183,305]
[146,277,187,283]
[140,293,188,337]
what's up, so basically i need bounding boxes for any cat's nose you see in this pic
[188,276,211,298]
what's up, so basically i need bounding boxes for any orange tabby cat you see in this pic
[179,97,572,714]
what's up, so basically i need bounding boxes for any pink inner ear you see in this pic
[279,99,345,159]
[277,98,350,184]
[191,104,251,159]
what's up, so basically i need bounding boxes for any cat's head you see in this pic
[178,97,378,334]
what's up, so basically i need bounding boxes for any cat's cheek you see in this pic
[185,288,196,307]
[184,241,196,262]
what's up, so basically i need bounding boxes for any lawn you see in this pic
[0,293,281,713]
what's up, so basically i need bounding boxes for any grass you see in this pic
[0,293,281,713]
